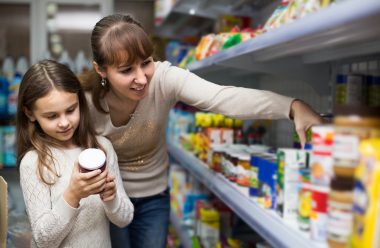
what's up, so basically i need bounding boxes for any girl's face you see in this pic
[25,89,80,148]
[103,57,154,101]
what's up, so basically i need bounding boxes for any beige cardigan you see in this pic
[86,61,294,198]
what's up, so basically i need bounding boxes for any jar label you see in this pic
[327,200,353,242]
[333,134,360,163]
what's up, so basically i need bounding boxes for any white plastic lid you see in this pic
[78,148,106,170]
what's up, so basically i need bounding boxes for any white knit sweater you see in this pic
[20,136,133,248]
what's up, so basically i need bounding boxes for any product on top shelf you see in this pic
[264,0,323,32]
[263,0,290,31]
[215,15,252,33]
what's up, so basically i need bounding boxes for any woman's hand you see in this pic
[290,99,323,149]
[100,174,116,202]
[64,161,108,208]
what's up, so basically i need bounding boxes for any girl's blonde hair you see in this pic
[16,59,103,185]
[80,14,154,113]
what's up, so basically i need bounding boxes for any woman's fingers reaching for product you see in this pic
[291,99,324,149]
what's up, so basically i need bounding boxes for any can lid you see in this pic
[334,105,380,118]
[78,148,106,170]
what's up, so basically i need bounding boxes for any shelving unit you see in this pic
[184,0,380,95]
[168,142,326,248]
[155,0,267,39]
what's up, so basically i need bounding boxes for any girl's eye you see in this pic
[67,108,75,113]
[47,115,56,120]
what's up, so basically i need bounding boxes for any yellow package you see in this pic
[351,139,380,248]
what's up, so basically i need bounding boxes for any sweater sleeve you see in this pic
[158,62,294,120]
[19,152,80,248]
[100,137,134,227]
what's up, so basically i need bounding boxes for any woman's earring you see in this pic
[101,78,106,87]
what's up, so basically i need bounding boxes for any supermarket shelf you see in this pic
[187,0,380,71]
[0,166,17,173]
[170,211,192,248]
[168,142,325,248]
[155,0,266,39]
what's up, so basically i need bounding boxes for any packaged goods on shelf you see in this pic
[264,0,322,32]
[15,56,28,76]
[215,15,252,33]
[333,106,380,178]
[7,73,21,115]
[1,56,15,82]
[327,177,354,248]
[335,61,380,107]
[0,76,8,117]
[351,139,380,248]
[310,125,334,187]
[367,71,380,107]
[276,149,310,224]
[196,201,220,248]
[2,126,16,167]
[298,168,311,232]
[310,184,329,242]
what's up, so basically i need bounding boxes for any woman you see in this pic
[80,14,322,248]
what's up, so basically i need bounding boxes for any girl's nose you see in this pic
[58,117,69,128]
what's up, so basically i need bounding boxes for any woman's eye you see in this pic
[47,115,56,120]
[121,68,132,74]
[142,60,151,66]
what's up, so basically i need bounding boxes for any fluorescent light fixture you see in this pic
[54,11,101,31]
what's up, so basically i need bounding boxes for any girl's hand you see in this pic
[100,174,116,202]
[290,99,324,149]
[64,161,108,208]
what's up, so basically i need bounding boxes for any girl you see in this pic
[17,59,134,248]
[80,14,323,248]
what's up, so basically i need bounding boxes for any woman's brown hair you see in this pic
[80,14,154,113]
[16,59,103,185]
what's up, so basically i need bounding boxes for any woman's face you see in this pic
[25,89,80,148]
[104,57,154,101]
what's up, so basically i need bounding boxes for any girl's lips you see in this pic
[59,127,72,134]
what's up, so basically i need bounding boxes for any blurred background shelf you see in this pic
[169,211,192,248]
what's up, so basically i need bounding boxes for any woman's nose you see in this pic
[135,68,147,85]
